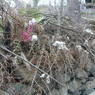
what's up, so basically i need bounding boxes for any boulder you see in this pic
[75,68,88,79]
[83,88,94,95]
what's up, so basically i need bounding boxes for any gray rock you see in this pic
[49,86,68,95]
[64,74,70,82]
[83,88,94,95]
[0,90,9,95]
[68,79,81,92]
[89,91,95,95]
[85,62,93,72]
[81,78,87,84]
[89,66,95,77]
[72,90,81,95]
[5,83,35,95]
[76,68,88,79]
[86,79,95,89]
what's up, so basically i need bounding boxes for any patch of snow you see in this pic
[84,28,93,35]
[46,75,50,84]
[89,91,95,95]
[67,36,70,40]
[76,45,82,52]
[31,35,38,41]
[84,50,89,54]
[53,41,68,50]
[10,1,16,8]
[40,74,46,78]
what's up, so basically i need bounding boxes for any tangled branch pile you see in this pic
[0,3,95,95]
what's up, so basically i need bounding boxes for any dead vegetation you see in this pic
[0,1,95,95]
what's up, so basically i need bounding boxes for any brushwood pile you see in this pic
[0,5,95,95]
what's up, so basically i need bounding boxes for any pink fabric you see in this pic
[21,32,31,42]
[27,24,33,33]
[20,21,35,42]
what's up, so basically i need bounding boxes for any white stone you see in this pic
[31,35,38,41]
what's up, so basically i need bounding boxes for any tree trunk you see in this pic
[67,0,81,24]
[33,0,39,8]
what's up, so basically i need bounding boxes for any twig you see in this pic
[0,45,64,87]
[49,21,79,33]
[0,5,23,28]
[0,23,4,29]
